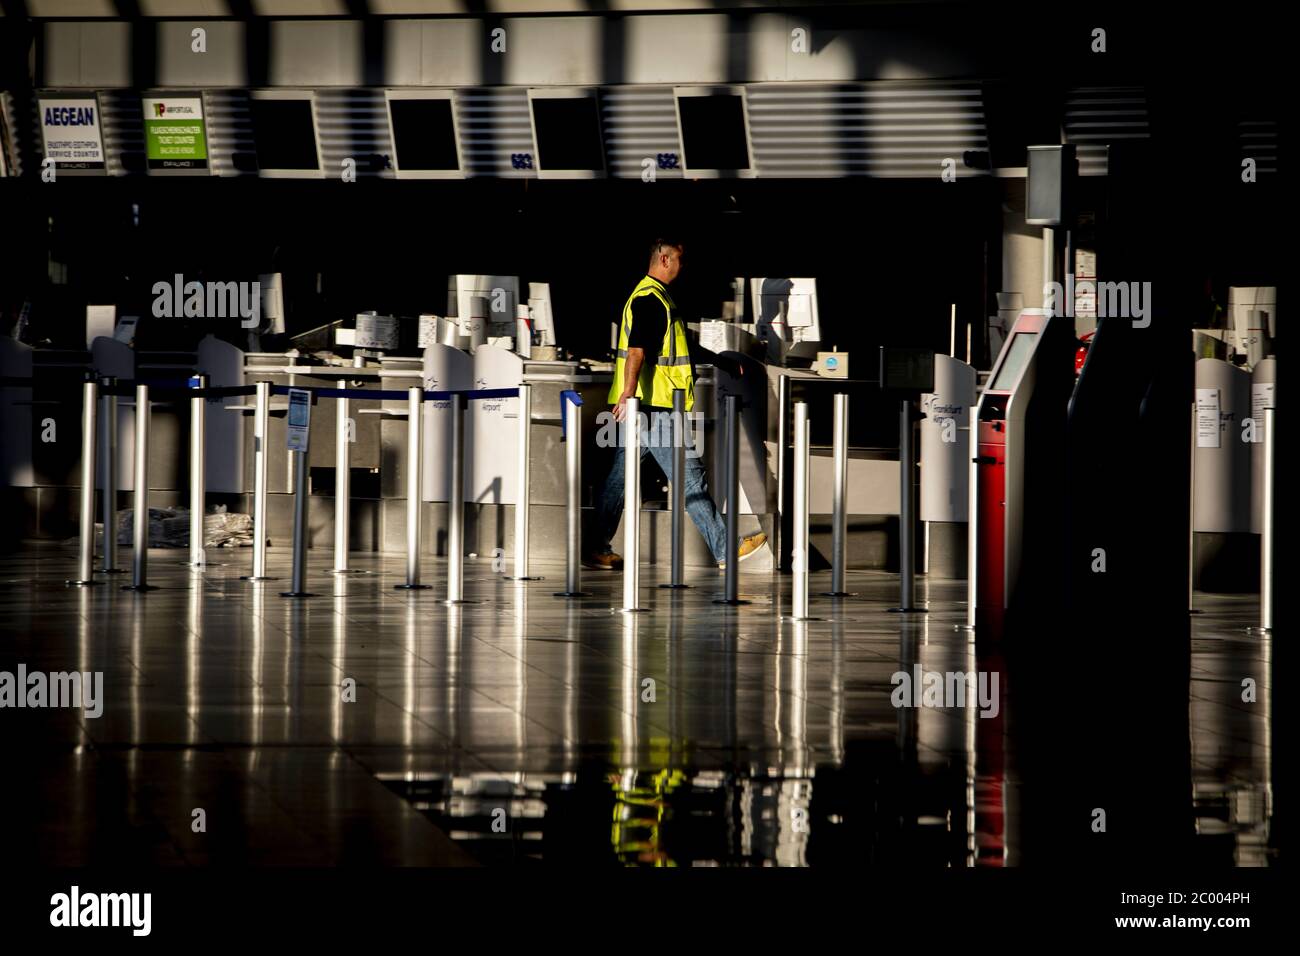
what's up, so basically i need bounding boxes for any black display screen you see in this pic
[251,99,319,170]
[390,99,460,171]
[531,97,604,171]
[677,95,750,170]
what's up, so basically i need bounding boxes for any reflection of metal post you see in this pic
[333,394,352,573]
[716,395,747,606]
[790,401,812,620]
[621,397,643,612]
[511,383,539,580]
[892,399,925,614]
[123,384,156,591]
[660,388,688,590]
[189,374,207,567]
[1188,401,1199,614]
[245,381,274,581]
[280,446,314,598]
[397,386,430,591]
[68,379,100,586]
[444,393,470,605]
[1257,406,1274,633]
[555,392,586,598]
[825,392,850,597]
[100,379,122,574]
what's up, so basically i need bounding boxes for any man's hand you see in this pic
[614,392,633,422]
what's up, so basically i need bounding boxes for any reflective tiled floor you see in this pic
[0,544,1273,866]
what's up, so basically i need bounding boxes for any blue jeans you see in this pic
[597,408,728,563]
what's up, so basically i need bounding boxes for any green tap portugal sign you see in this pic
[142,96,208,171]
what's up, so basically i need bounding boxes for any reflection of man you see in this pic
[585,238,766,571]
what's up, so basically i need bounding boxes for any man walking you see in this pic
[586,238,766,571]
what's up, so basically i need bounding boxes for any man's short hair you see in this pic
[649,238,683,262]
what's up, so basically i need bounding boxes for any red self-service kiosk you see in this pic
[967,309,1073,637]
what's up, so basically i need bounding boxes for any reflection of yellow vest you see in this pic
[608,275,694,411]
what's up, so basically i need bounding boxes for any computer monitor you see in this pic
[250,93,323,178]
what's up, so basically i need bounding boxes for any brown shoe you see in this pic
[583,550,624,571]
[718,532,767,569]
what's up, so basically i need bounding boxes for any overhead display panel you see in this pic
[674,87,754,178]
[385,90,462,179]
[38,93,106,174]
[141,94,209,174]
[250,91,323,178]
[528,89,605,178]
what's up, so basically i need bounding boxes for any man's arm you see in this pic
[615,347,645,422]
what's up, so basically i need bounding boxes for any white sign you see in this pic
[355,313,399,350]
[418,315,439,349]
[1251,383,1275,443]
[1196,388,1221,449]
[39,97,105,170]
[86,305,116,346]
[286,388,311,452]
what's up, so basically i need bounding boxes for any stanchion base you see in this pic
[821,591,853,597]
[121,585,159,592]
[554,591,589,598]
[713,598,751,606]
[328,569,368,575]
[394,583,432,590]
[240,576,280,582]
[99,568,129,575]
[887,607,929,613]
[780,615,821,622]
[506,576,544,581]
[65,579,102,587]
[1247,626,1272,635]
[442,599,480,606]
[614,607,649,615]
[658,583,690,590]
[280,591,317,598]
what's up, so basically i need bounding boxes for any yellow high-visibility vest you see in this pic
[608,275,694,411]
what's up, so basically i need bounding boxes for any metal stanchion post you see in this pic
[510,383,540,580]
[444,392,472,605]
[242,381,276,581]
[280,446,315,598]
[123,384,157,591]
[787,401,815,621]
[100,378,124,574]
[824,393,851,597]
[715,394,747,606]
[396,386,431,590]
[555,392,587,598]
[890,399,925,613]
[660,388,689,590]
[189,374,207,568]
[620,397,645,612]
[67,379,100,586]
